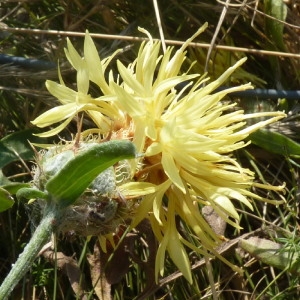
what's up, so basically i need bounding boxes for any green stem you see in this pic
[0,203,59,300]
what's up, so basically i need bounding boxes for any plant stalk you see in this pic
[0,203,59,300]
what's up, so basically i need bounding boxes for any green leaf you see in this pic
[46,140,136,207]
[0,170,11,186]
[0,129,46,169]
[264,0,287,50]
[0,169,30,196]
[1,183,31,195]
[249,129,300,157]
[16,187,48,201]
[0,187,14,212]
[240,237,300,274]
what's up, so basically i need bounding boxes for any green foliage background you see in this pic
[0,1,300,299]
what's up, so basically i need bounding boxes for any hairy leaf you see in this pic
[46,140,136,207]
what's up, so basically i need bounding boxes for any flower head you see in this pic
[32,23,286,282]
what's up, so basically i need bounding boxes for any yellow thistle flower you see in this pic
[31,23,286,283]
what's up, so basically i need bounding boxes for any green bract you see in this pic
[33,140,136,205]
[30,140,136,235]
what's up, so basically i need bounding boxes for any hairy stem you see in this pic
[0,203,59,300]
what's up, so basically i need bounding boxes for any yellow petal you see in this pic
[112,82,142,117]
[33,117,73,137]
[117,61,146,96]
[119,182,157,197]
[154,48,173,83]
[233,113,286,137]
[211,194,240,220]
[155,233,168,280]
[167,229,192,283]
[216,187,253,210]
[77,66,89,94]
[201,57,248,94]
[165,197,192,283]
[64,37,84,70]
[153,180,171,225]
[136,40,161,91]
[31,103,78,127]
[161,150,185,193]
[83,31,111,94]
[145,142,162,157]
[154,74,198,97]
[130,193,155,228]
[46,80,78,104]
[176,189,219,247]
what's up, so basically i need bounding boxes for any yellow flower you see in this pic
[32,32,124,137]
[31,23,286,283]
[109,25,285,281]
